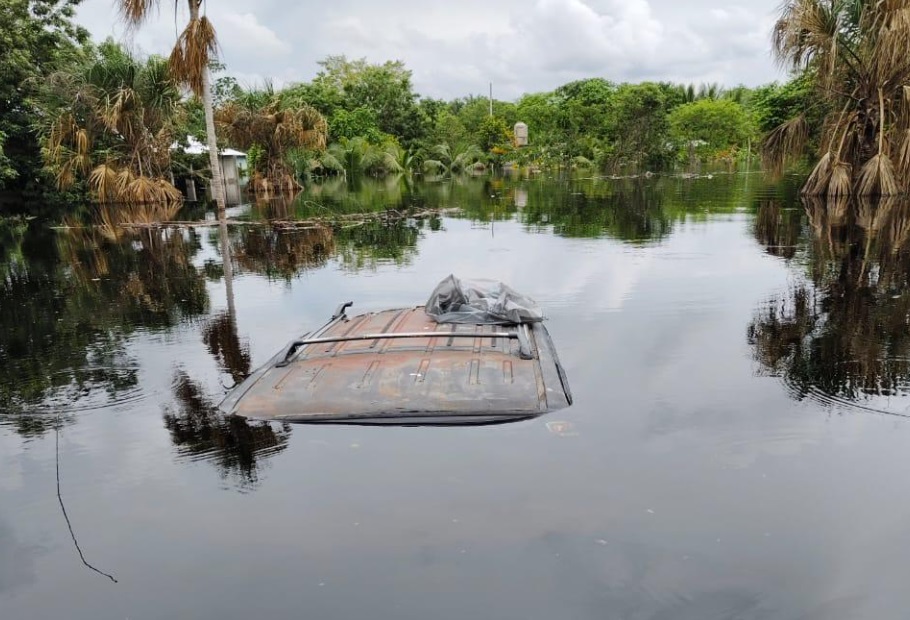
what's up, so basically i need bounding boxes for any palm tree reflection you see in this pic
[165,221,290,488]
[753,199,804,260]
[164,371,290,487]
[234,223,334,281]
[750,197,910,405]
[202,222,251,385]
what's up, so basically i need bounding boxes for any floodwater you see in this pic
[3,173,910,619]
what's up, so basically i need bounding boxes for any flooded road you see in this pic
[2,174,910,619]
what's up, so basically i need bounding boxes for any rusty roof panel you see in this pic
[219,306,572,425]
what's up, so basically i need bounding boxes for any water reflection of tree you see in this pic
[0,224,208,435]
[750,198,910,401]
[163,220,290,489]
[203,221,252,386]
[233,224,334,281]
[59,225,208,324]
[163,371,290,487]
[334,220,420,271]
[520,180,674,241]
[262,172,768,244]
[753,199,805,260]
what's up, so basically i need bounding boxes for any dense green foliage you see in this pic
[0,0,88,208]
[669,99,754,165]
[0,1,827,213]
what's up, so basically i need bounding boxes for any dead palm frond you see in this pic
[857,153,900,196]
[827,159,853,197]
[119,0,156,26]
[897,129,910,184]
[803,152,832,195]
[115,167,136,197]
[89,164,118,202]
[216,93,328,188]
[125,175,160,203]
[41,46,183,206]
[169,16,218,96]
[156,179,183,204]
[763,115,810,177]
[767,0,910,195]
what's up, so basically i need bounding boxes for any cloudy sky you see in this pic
[75,0,785,100]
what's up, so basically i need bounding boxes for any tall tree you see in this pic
[118,0,227,215]
[765,0,910,196]
[607,83,674,172]
[41,41,183,204]
[0,0,88,209]
[669,99,754,163]
[311,56,426,148]
[216,90,327,191]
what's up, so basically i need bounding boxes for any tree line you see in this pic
[6,0,906,216]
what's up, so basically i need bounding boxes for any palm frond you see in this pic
[422,159,445,173]
[118,0,156,27]
[803,152,832,195]
[316,153,344,173]
[170,16,218,96]
[897,129,910,185]
[827,160,853,198]
[857,153,900,196]
[89,164,119,202]
[762,115,808,176]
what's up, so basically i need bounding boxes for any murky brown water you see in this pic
[3,173,910,619]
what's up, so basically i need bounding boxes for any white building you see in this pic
[172,136,248,205]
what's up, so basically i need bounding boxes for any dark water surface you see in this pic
[3,174,910,619]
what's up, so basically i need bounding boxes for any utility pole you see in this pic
[489,82,493,117]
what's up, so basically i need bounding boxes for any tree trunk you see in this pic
[202,69,227,219]
[189,0,226,220]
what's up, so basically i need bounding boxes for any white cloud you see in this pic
[217,12,291,59]
[507,0,664,71]
[75,0,784,100]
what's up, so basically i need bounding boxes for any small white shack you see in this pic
[174,136,249,205]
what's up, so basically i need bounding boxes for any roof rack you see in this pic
[276,325,533,367]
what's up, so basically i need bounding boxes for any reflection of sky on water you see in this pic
[3,178,910,618]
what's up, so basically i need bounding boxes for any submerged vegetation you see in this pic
[216,89,328,192]
[41,42,183,205]
[6,0,910,216]
[764,0,910,196]
[118,0,228,214]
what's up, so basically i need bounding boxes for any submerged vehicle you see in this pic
[219,278,572,425]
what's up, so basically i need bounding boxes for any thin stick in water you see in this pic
[55,411,118,584]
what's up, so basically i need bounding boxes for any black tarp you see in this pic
[425,275,544,325]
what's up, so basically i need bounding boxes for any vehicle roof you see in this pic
[219,307,572,425]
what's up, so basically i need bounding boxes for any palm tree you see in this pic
[316,137,372,178]
[362,141,405,176]
[42,42,183,205]
[764,0,910,196]
[216,91,327,192]
[119,0,227,216]
[423,142,483,175]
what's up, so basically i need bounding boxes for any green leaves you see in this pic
[312,55,425,148]
[669,99,754,163]
[0,0,89,200]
